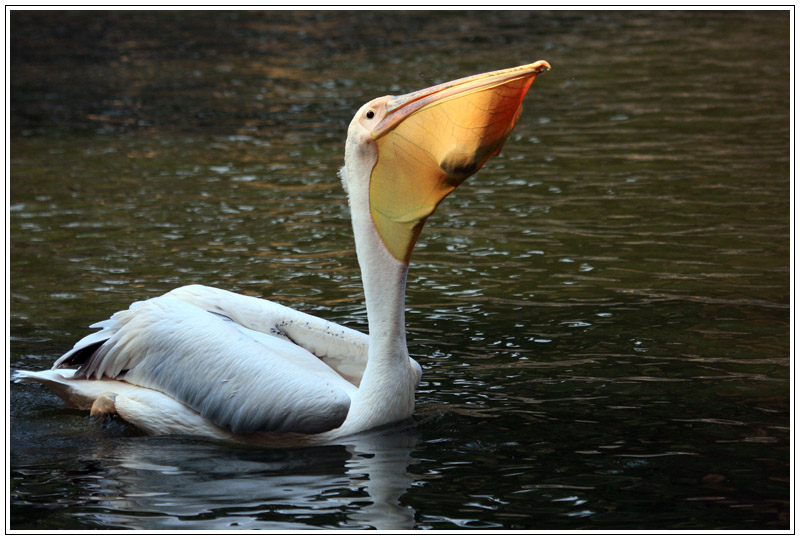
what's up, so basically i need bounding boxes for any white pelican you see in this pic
[14,61,551,447]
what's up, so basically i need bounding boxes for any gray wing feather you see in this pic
[68,297,351,435]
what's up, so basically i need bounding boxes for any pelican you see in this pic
[14,61,550,447]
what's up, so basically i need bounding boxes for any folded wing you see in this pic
[56,297,353,435]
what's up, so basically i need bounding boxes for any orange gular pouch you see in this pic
[368,61,550,264]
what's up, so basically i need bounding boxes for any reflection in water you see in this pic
[17,426,418,530]
[342,430,419,530]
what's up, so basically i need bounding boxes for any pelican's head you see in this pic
[342,60,550,264]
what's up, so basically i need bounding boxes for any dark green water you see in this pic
[9,10,790,530]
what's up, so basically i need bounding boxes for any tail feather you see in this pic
[52,318,116,370]
[53,340,106,370]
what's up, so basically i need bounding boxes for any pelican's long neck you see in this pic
[353,201,409,372]
[343,160,417,429]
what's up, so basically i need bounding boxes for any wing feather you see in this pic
[66,297,352,435]
[164,284,422,389]
[164,285,372,384]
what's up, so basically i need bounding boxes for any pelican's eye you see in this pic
[366,110,375,119]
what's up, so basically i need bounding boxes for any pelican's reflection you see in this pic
[81,424,418,530]
[340,427,418,529]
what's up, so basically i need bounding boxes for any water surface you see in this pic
[9,10,790,530]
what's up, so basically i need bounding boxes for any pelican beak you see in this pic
[367,60,550,264]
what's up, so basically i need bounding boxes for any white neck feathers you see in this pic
[340,154,416,429]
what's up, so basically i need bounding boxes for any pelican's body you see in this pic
[14,61,550,447]
[21,283,418,446]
